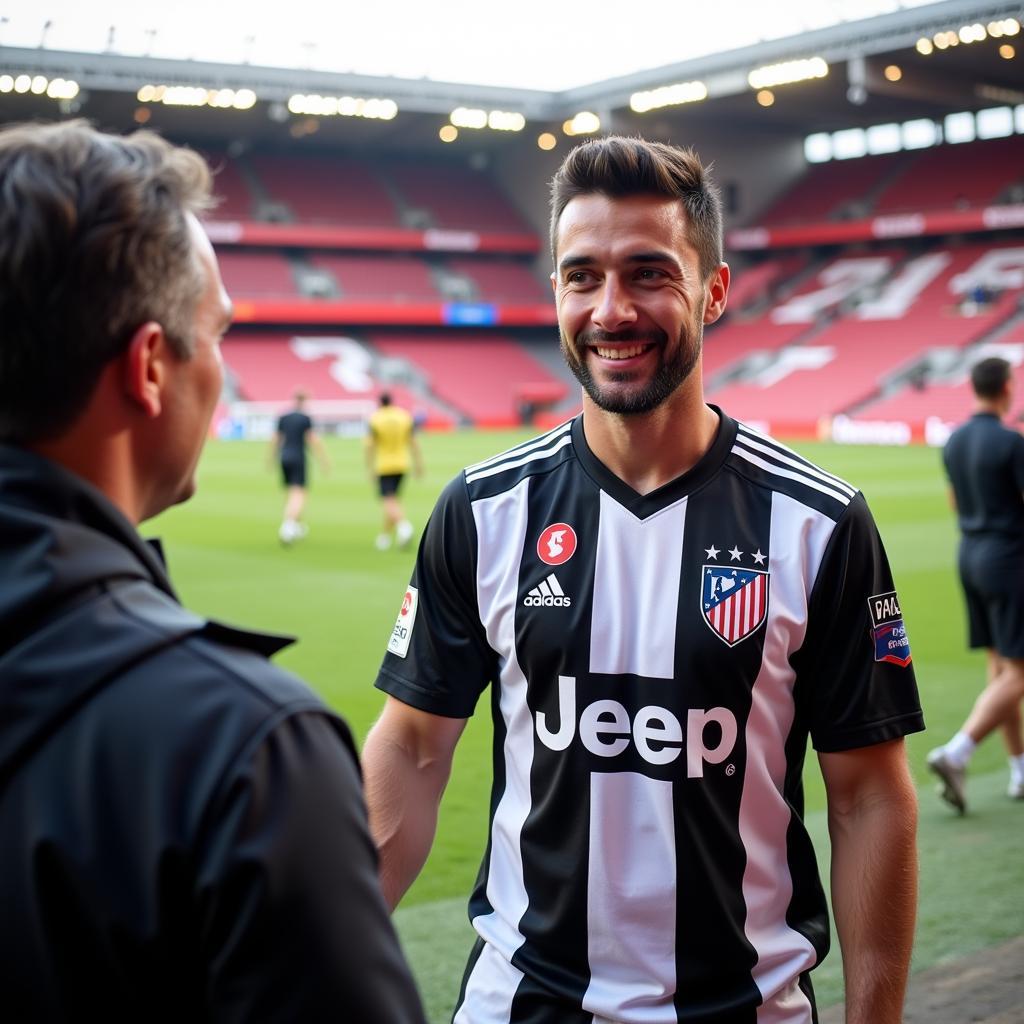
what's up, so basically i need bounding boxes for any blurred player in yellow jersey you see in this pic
[366,392,424,550]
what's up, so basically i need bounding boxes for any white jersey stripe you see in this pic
[590,491,687,679]
[467,483,534,999]
[757,978,815,1023]
[453,940,523,1024]
[739,492,832,1021]
[466,433,574,485]
[584,492,685,1020]
[736,426,855,497]
[583,773,677,1023]
[466,420,573,476]
[731,447,852,507]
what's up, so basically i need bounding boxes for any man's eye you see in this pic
[636,267,664,281]
[566,271,592,285]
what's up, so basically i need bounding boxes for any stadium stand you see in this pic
[386,160,532,233]
[707,240,1024,430]
[308,253,442,302]
[852,314,1024,427]
[446,257,549,304]
[221,331,456,427]
[247,153,401,226]
[205,152,257,220]
[756,151,911,225]
[871,135,1024,215]
[720,254,809,314]
[370,333,568,426]
[703,319,817,381]
[217,250,300,297]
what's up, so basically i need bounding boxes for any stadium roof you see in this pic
[0,0,950,91]
[0,0,1020,152]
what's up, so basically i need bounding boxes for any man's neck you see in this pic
[580,390,720,496]
[975,398,1006,419]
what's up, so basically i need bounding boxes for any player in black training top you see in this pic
[363,136,924,1024]
[928,356,1024,809]
[272,389,330,544]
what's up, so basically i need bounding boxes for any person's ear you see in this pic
[122,322,168,418]
[703,263,730,325]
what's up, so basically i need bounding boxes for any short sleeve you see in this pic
[375,473,497,718]
[792,493,925,753]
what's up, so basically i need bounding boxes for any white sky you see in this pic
[1,1,938,90]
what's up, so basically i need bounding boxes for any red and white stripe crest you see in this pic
[701,566,769,646]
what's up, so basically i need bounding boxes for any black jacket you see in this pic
[0,445,425,1023]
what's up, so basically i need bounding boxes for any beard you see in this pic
[561,316,703,416]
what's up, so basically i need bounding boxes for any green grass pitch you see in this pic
[152,430,1024,1021]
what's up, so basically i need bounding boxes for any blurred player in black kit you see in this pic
[272,388,330,544]
[928,355,1024,810]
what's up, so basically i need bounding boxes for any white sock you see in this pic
[1010,753,1024,782]
[944,732,976,767]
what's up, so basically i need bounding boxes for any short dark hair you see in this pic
[380,392,393,406]
[0,119,213,443]
[549,135,723,280]
[970,356,1011,400]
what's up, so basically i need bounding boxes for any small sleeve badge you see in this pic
[867,590,912,666]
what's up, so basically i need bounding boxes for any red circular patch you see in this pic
[401,591,413,616]
[537,522,578,566]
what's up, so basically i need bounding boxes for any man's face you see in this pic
[149,215,231,517]
[551,193,727,416]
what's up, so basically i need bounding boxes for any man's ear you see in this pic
[123,321,169,418]
[703,263,730,325]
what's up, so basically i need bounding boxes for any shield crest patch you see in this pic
[702,566,769,646]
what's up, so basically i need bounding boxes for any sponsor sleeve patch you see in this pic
[387,585,418,659]
[867,589,912,667]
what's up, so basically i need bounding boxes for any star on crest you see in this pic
[705,544,720,560]
[729,545,743,561]
[752,549,766,565]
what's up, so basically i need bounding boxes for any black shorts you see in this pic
[378,473,404,497]
[959,546,1024,658]
[281,458,307,488]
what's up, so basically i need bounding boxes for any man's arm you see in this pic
[266,432,282,469]
[410,433,424,477]
[199,711,426,1022]
[364,428,377,479]
[307,429,331,473]
[362,696,466,910]
[819,738,918,1024]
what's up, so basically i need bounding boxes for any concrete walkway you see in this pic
[820,935,1024,1023]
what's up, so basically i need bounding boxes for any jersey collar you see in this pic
[570,405,738,519]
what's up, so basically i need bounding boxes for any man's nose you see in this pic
[592,277,637,331]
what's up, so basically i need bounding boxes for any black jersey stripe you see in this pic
[730,445,853,509]
[735,424,856,497]
[466,420,573,477]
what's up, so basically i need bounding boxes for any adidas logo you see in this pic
[524,573,572,607]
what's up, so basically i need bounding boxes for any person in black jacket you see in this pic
[0,119,426,1023]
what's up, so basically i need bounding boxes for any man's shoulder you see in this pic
[461,418,577,500]
[96,579,327,719]
[725,418,860,522]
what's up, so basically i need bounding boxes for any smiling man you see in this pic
[363,135,924,1024]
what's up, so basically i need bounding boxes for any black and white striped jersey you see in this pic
[377,409,923,1024]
